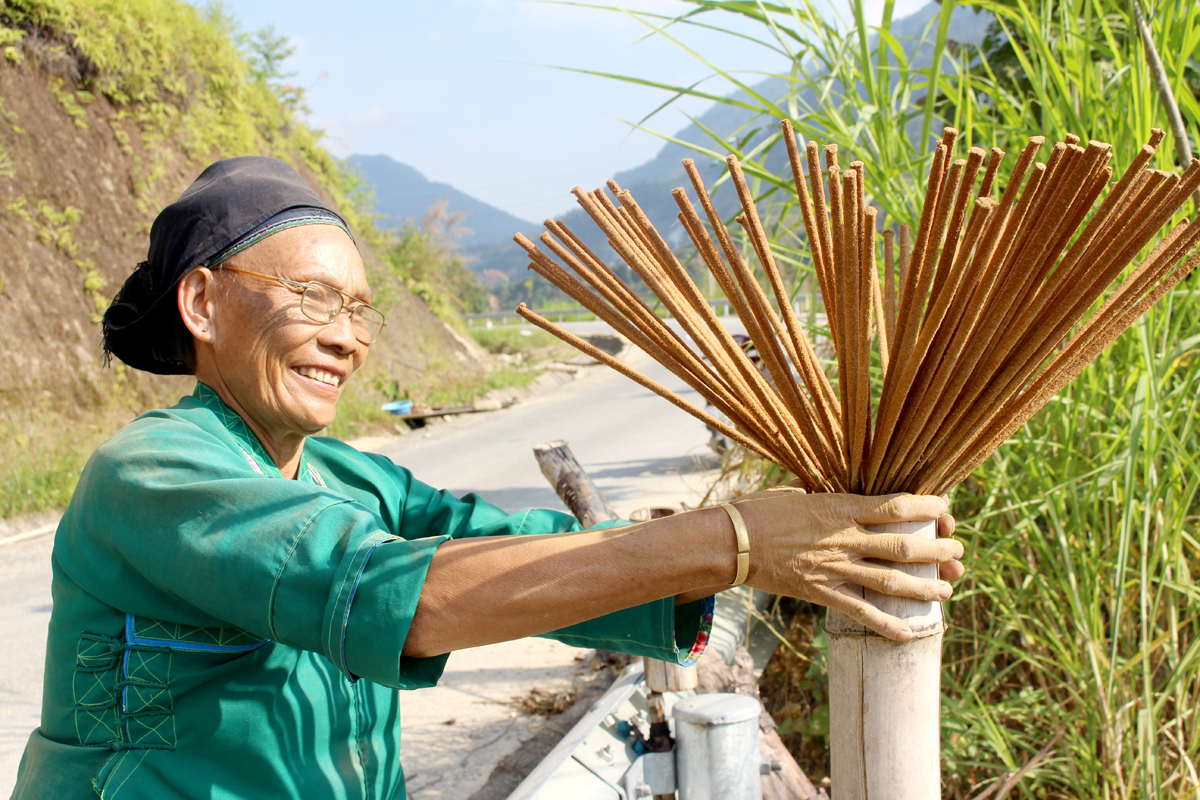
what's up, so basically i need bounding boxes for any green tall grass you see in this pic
[936,4,1200,794]
[944,290,1200,797]
[945,0,1200,183]
[572,0,1200,794]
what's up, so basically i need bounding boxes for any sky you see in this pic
[221,0,927,223]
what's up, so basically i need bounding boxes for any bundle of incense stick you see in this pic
[513,122,1200,495]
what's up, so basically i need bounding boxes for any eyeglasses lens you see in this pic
[351,307,386,344]
[300,283,384,344]
[300,283,341,324]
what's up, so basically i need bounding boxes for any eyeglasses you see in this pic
[214,265,386,344]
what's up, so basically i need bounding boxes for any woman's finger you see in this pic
[837,562,953,602]
[820,585,914,641]
[841,493,948,526]
[938,560,965,581]
[850,529,965,563]
[937,513,956,539]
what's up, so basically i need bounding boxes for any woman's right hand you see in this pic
[730,492,964,641]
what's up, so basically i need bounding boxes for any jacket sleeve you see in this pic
[343,456,715,685]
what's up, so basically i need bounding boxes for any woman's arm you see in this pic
[404,492,963,657]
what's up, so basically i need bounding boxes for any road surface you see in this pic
[372,330,722,518]
[0,324,728,797]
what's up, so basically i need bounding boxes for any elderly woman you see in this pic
[12,157,963,799]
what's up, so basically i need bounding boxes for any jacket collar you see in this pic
[192,381,318,482]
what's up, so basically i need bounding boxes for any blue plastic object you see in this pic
[381,400,414,416]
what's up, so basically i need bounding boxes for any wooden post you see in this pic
[534,439,698,800]
[644,657,699,693]
[825,519,943,799]
[532,440,618,529]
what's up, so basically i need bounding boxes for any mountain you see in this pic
[351,2,991,288]
[348,154,537,253]
[465,1,992,282]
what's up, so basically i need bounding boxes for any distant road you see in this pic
[0,320,734,795]
[375,324,724,516]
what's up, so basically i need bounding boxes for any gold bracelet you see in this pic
[717,503,750,587]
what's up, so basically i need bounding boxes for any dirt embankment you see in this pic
[0,58,482,409]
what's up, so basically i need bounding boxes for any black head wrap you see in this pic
[102,156,354,375]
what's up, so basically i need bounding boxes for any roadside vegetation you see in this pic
[322,327,582,443]
[580,0,1200,795]
[374,198,487,323]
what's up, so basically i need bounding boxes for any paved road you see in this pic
[0,322,729,796]
[374,335,722,517]
[0,533,53,796]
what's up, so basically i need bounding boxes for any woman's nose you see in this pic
[318,307,361,354]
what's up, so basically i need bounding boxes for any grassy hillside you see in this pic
[0,0,486,517]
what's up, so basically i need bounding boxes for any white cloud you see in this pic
[308,105,393,156]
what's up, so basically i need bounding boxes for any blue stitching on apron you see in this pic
[125,613,269,654]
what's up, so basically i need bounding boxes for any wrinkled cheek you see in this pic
[241,342,286,412]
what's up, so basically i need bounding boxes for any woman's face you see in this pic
[200,225,371,445]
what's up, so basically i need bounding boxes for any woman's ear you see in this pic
[178,267,218,344]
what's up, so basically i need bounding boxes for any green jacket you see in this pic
[12,383,713,799]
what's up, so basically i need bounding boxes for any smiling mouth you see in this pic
[295,366,343,388]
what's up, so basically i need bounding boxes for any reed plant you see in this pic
[558,0,969,284]
[934,3,1200,796]
[944,0,1200,178]
[570,0,1200,794]
[943,287,1200,797]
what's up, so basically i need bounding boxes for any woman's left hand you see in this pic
[730,482,964,583]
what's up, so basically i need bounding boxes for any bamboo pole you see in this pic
[827,519,943,798]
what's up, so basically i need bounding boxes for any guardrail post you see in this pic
[673,694,764,800]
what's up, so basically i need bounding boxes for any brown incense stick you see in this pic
[672,200,827,463]
[515,124,1200,498]
[869,209,889,378]
[782,121,834,321]
[867,145,951,486]
[929,246,1200,493]
[978,147,1005,198]
[883,229,897,347]
[808,141,838,348]
[927,148,987,313]
[724,156,844,451]
[921,168,1199,478]
[842,169,863,487]
[517,303,793,469]
[614,183,829,475]
[680,161,845,449]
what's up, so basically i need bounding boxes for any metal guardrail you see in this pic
[466,295,820,328]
